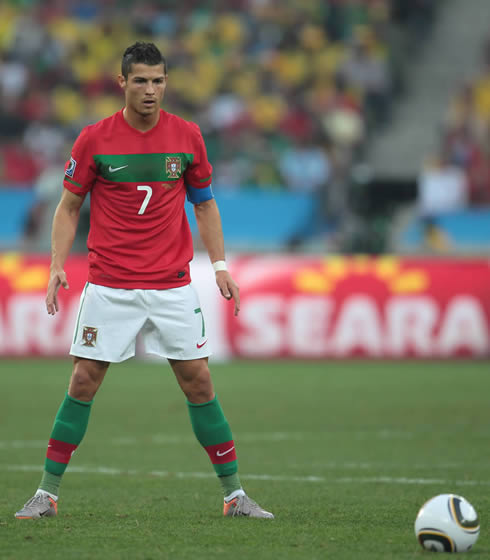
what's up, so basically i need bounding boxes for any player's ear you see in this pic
[117,74,126,90]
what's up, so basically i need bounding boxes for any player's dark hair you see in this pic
[121,42,167,78]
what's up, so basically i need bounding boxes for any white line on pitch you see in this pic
[0,433,301,449]
[287,460,488,470]
[2,464,324,482]
[0,430,421,450]
[336,476,490,486]
[3,465,490,486]
[1,438,487,471]
[0,440,49,449]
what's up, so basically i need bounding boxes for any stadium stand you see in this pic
[393,28,490,255]
[0,0,438,252]
[398,208,490,253]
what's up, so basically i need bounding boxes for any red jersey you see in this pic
[63,109,213,289]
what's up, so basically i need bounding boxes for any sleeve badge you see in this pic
[65,156,77,178]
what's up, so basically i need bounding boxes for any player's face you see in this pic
[119,63,167,118]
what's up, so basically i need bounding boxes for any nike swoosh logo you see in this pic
[196,340,208,349]
[108,165,128,173]
[216,446,235,457]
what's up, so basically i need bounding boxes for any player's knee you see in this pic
[69,358,109,401]
[186,383,214,404]
[183,368,214,403]
[68,371,95,401]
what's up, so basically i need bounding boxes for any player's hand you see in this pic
[215,270,240,316]
[45,268,69,315]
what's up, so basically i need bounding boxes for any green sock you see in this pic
[39,393,93,496]
[219,473,242,497]
[39,471,62,496]
[187,396,242,494]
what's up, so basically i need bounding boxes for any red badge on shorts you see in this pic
[82,326,98,347]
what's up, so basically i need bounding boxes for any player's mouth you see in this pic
[143,99,156,108]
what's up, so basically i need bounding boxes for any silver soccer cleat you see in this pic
[15,492,58,519]
[223,494,274,518]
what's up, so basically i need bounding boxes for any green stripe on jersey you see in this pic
[65,177,83,188]
[93,153,194,182]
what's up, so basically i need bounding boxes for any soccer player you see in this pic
[15,42,273,520]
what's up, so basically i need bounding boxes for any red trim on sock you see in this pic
[46,438,78,464]
[204,440,237,464]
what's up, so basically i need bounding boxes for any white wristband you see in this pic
[212,260,227,272]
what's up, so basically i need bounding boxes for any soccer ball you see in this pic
[415,494,480,553]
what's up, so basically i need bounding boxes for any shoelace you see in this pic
[24,494,47,508]
[235,496,260,515]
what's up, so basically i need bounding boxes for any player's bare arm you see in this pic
[46,188,85,315]
[194,198,240,316]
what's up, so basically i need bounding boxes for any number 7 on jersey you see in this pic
[137,185,153,215]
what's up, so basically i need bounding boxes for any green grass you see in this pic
[1,358,489,559]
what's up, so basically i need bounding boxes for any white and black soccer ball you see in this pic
[415,494,480,553]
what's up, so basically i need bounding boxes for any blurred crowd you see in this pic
[0,0,437,250]
[419,34,490,218]
[416,32,490,252]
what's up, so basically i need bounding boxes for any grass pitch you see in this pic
[1,358,489,559]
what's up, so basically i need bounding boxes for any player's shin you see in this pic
[187,396,242,497]
[39,392,93,496]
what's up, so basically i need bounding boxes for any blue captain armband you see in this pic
[186,183,214,204]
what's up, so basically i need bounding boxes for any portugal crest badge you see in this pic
[82,326,98,347]
[165,156,182,179]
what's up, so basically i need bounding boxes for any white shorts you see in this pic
[70,283,212,363]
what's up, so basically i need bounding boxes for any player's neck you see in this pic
[122,107,160,132]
